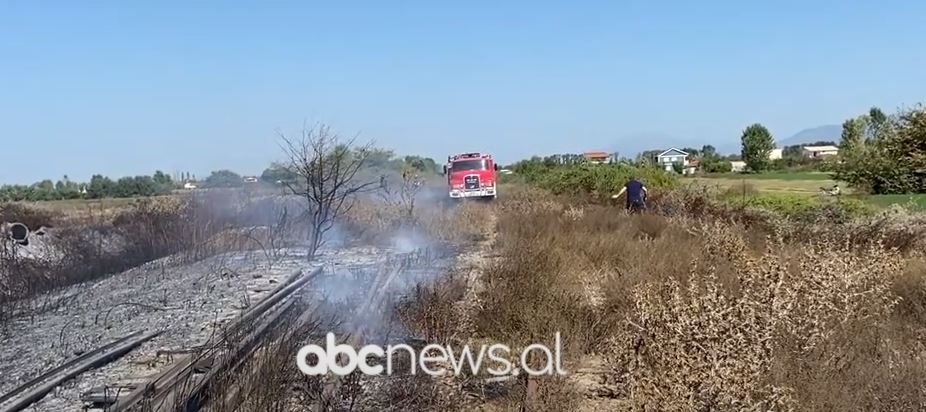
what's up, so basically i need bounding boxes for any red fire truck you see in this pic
[442,152,499,200]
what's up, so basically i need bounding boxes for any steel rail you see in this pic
[108,267,321,412]
[0,330,160,412]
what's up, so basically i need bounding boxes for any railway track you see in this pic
[0,331,160,412]
[0,267,322,412]
[99,267,323,412]
[2,248,442,412]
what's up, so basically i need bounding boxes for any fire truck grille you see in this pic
[464,175,479,190]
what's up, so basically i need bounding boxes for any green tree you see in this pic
[364,148,399,170]
[261,162,299,184]
[740,123,775,172]
[701,158,732,173]
[153,170,172,186]
[87,174,114,199]
[636,150,662,165]
[403,155,439,174]
[840,118,865,154]
[202,170,243,188]
[681,147,700,157]
[882,108,926,192]
[868,107,888,141]
[835,106,926,194]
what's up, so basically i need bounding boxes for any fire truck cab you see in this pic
[443,152,499,200]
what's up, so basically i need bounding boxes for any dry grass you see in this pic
[340,194,495,247]
[0,192,305,326]
[416,187,926,411]
[8,181,923,410]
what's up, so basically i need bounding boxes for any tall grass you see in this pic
[401,188,926,411]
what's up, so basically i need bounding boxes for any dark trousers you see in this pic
[626,199,646,213]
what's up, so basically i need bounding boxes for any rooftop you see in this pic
[803,145,839,151]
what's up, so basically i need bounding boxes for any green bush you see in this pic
[513,163,677,198]
[701,158,732,173]
[725,193,875,221]
[734,194,818,216]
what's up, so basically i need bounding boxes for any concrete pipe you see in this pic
[9,222,29,245]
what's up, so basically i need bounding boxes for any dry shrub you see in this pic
[894,259,926,324]
[365,373,469,412]
[0,202,58,228]
[651,187,926,254]
[1,191,286,325]
[207,305,325,412]
[779,209,926,253]
[476,231,603,355]
[493,376,581,412]
[466,190,926,411]
[418,201,494,244]
[338,191,494,249]
[610,223,910,411]
[395,271,467,344]
[339,197,407,246]
[476,202,718,358]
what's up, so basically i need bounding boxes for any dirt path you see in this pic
[449,202,626,411]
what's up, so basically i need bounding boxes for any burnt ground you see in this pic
[1,242,453,412]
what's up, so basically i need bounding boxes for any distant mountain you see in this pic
[779,125,842,147]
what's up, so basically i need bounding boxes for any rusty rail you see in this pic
[107,267,322,412]
[0,331,160,412]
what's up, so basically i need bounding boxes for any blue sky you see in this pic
[2,1,925,183]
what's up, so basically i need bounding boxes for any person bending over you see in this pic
[611,177,647,213]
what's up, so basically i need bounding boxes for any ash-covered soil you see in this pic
[0,243,436,412]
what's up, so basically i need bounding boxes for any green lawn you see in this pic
[689,176,839,195]
[689,172,926,211]
[866,194,926,210]
[698,172,835,181]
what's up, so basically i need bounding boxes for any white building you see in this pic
[802,145,839,158]
[730,161,747,172]
[655,148,689,172]
[769,148,783,160]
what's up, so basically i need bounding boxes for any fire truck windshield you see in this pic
[451,159,486,172]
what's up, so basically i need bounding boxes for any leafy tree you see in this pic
[152,170,172,186]
[542,155,559,168]
[840,118,866,155]
[782,145,803,158]
[740,123,775,172]
[868,107,888,141]
[701,158,733,173]
[202,170,244,188]
[87,174,114,199]
[636,150,662,165]
[835,105,926,194]
[701,145,717,158]
[681,147,700,157]
[261,162,299,184]
[403,155,439,174]
[364,148,400,170]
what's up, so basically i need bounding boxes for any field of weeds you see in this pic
[399,186,926,411]
[5,181,926,411]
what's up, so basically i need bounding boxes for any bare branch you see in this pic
[278,124,376,258]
